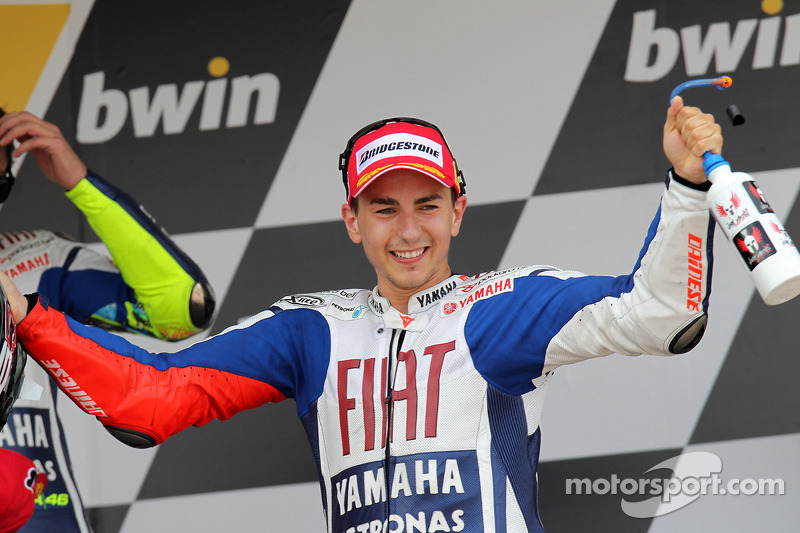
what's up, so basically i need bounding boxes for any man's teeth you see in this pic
[393,249,425,259]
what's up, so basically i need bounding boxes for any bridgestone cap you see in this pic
[346,121,460,203]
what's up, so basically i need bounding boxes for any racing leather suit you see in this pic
[16,172,713,532]
[1,171,214,533]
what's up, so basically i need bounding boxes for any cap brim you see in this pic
[352,164,453,200]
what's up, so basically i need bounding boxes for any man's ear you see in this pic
[341,203,362,244]
[451,195,467,237]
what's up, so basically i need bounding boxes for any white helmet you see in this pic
[0,283,25,429]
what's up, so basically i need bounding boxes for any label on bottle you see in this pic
[732,220,776,271]
[707,169,800,304]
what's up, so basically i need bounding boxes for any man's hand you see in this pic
[663,96,723,184]
[0,271,28,325]
[0,111,86,190]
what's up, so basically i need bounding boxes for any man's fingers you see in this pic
[692,125,723,156]
[2,122,62,157]
[0,113,59,146]
[13,136,59,159]
[680,115,719,153]
[664,95,683,134]
[0,270,28,324]
[9,128,56,158]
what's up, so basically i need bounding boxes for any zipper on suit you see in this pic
[384,328,406,520]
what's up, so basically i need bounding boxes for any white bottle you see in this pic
[704,154,800,305]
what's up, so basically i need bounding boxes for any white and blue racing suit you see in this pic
[16,171,713,532]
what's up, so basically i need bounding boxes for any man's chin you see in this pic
[386,272,437,293]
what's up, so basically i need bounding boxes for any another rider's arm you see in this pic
[0,110,215,341]
[65,172,215,340]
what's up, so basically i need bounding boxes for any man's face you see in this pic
[342,169,466,304]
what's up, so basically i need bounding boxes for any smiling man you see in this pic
[0,98,720,532]
[341,168,466,313]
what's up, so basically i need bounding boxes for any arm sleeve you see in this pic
[466,172,714,394]
[65,171,215,340]
[17,299,331,447]
[544,171,714,362]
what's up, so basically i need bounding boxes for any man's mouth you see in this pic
[391,247,427,259]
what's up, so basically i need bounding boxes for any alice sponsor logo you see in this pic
[281,294,325,307]
[77,56,279,143]
[625,4,800,82]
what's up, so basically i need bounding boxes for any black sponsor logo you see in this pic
[281,294,325,307]
[368,295,384,315]
[415,280,457,308]
[734,221,776,270]
[744,181,774,215]
[327,301,367,319]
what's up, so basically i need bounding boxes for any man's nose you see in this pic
[396,209,421,241]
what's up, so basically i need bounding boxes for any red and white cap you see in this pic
[0,449,47,533]
[344,120,462,204]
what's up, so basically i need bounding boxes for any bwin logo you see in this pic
[77,57,279,144]
[625,7,800,82]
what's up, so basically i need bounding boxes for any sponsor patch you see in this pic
[326,301,368,321]
[319,289,360,300]
[355,132,443,175]
[744,181,773,215]
[413,280,458,310]
[734,221,776,271]
[281,294,326,307]
[441,275,514,315]
[368,295,384,315]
